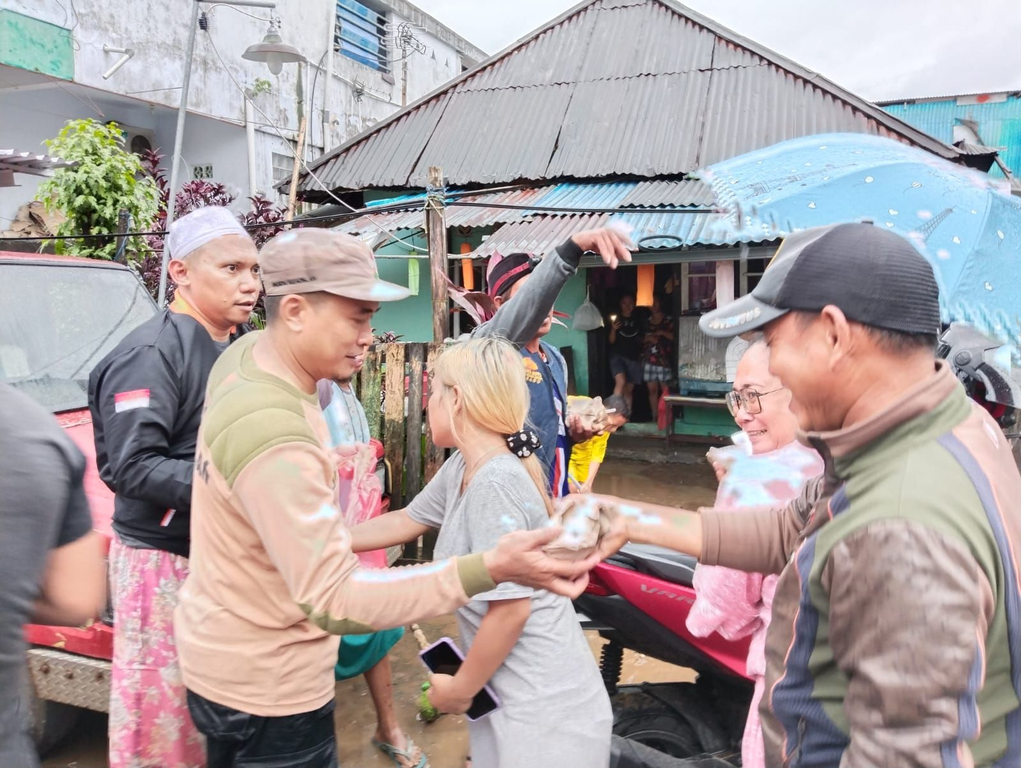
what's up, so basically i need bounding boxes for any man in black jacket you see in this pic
[89,206,259,768]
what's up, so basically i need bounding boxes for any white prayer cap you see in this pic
[166,206,251,260]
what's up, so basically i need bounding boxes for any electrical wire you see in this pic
[204,4,273,23]
[0,198,426,243]
[204,28,431,252]
[1,198,726,244]
[447,201,721,214]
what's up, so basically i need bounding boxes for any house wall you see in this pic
[544,269,590,396]
[882,94,1021,180]
[0,1,474,222]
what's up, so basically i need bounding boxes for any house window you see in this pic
[272,151,294,186]
[680,262,717,313]
[739,258,769,296]
[336,0,391,74]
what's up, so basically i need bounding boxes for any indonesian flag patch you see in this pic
[114,389,151,412]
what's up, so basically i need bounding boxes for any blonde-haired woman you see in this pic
[352,337,612,768]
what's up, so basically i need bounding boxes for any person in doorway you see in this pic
[1,383,106,768]
[608,293,644,413]
[477,228,633,498]
[567,394,631,494]
[89,206,259,768]
[174,229,602,768]
[319,378,427,768]
[568,223,1021,766]
[686,340,823,768]
[641,295,674,420]
[351,338,613,768]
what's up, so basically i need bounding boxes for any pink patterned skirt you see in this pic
[108,538,206,768]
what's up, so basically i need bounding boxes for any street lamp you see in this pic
[243,18,304,75]
[157,0,304,307]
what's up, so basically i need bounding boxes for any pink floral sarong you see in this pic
[108,538,206,768]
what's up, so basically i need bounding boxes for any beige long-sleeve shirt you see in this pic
[175,333,494,716]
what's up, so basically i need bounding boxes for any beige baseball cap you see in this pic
[259,228,410,301]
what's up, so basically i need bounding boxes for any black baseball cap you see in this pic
[487,252,539,298]
[700,223,941,338]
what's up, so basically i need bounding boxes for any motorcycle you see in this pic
[576,543,753,765]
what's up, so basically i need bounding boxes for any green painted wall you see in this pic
[0,11,74,80]
[373,257,434,342]
[545,270,590,395]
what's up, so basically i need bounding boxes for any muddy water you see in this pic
[42,460,718,768]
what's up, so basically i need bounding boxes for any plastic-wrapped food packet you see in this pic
[544,497,618,561]
[568,396,610,435]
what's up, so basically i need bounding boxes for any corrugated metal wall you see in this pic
[882,96,1021,179]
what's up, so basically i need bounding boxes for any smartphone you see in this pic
[419,637,501,721]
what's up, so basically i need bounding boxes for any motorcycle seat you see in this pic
[615,543,697,586]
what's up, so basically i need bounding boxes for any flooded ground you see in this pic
[42,458,718,768]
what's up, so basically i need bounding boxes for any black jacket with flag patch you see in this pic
[89,310,233,557]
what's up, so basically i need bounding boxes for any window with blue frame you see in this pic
[336,0,390,74]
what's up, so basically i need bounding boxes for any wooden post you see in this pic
[285,114,308,222]
[404,344,425,503]
[424,342,446,483]
[427,166,449,343]
[359,347,383,439]
[383,344,407,511]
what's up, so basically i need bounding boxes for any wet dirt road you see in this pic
[41,459,717,768]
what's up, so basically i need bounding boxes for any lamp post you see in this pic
[157,0,304,307]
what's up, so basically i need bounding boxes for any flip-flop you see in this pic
[371,737,429,768]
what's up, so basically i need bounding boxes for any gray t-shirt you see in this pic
[0,383,94,767]
[407,453,611,767]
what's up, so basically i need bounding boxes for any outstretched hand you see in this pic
[554,493,632,561]
[484,526,600,598]
[572,227,634,269]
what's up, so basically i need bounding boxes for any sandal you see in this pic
[371,736,429,768]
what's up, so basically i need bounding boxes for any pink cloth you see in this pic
[686,440,823,768]
[108,538,206,768]
[336,443,385,568]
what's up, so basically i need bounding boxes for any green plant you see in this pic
[251,78,273,96]
[39,119,159,259]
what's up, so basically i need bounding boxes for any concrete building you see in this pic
[0,0,486,222]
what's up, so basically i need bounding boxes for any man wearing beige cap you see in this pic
[89,205,259,768]
[175,229,599,767]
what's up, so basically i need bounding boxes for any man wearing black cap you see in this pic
[572,223,1021,766]
[476,229,632,498]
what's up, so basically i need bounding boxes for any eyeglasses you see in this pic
[725,387,784,416]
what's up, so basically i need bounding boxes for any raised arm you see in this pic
[473,229,632,347]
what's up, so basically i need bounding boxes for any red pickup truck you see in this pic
[2,250,391,753]
[1,251,158,749]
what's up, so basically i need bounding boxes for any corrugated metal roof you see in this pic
[295,0,961,197]
[546,71,712,178]
[528,182,637,210]
[620,179,714,207]
[954,141,1000,156]
[1,148,74,178]
[470,208,768,258]
[336,186,553,236]
[472,214,609,257]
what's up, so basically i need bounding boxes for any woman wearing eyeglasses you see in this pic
[686,340,823,768]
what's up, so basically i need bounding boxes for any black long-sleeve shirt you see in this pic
[89,311,230,557]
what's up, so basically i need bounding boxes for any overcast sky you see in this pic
[414,0,1021,102]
